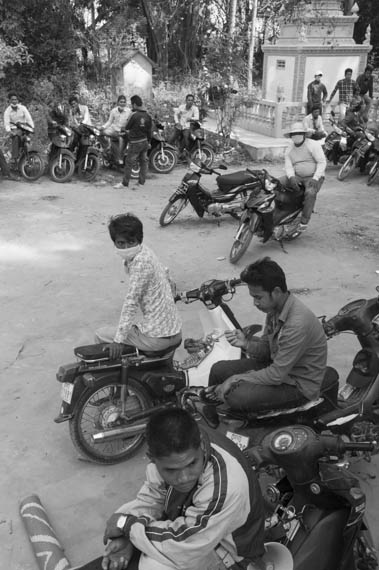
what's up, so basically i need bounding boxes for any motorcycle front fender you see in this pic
[87,146,100,156]
[162,143,178,152]
[57,148,76,161]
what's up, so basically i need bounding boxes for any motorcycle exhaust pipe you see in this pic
[92,423,147,443]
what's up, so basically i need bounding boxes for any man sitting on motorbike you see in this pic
[47,102,68,138]
[95,213,182,359]
[101,408,266,570]
[208,257,327,414]
[101,95,130,165]
[3,92,34,164]
[303,107,327,141]
[280,121,326,232]
[170,94,200,154]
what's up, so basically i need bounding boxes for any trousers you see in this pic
[280,175,324,224]
[95,324,182,352]
[123,140,149,186]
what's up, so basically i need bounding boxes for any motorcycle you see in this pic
[9,121,44,181]
[48,123,76,183]
[366,132,379,186]
[159,162,261,227]
[323,113,350,165]
[337,126,375,181]
[54,278,248,464]
[180,286,379,451]
[174,120,215,168]
[245,425,378,570]
[71,123,101,182]
[229,170,304,264]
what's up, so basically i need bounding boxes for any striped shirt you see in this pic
[329,78,359,104]
[116,429,265,569]
[114,245,182,343]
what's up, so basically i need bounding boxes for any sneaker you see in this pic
[298,223,308,232]
[113,181,128,189]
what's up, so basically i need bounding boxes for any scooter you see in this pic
[229,170,304,264]
[366,132,379,186]
[159,162,261,226]
[71,123,101,181]
[48,123,76,183]
[323,112,350,165]
[173,120,215,167]
[245,426,378,570]
[54,278,247,464]
[9,121,44,181]
[180,286,379,450]
[337,126,375,181]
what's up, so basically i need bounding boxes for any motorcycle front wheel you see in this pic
[191,144,214,168]
[150,148,177,173]
[337,154,357,181]
[229,213,259,264]
[49,154,75,183]
[367,160,379,186]
[19,152,44,181]
[159,196,188,226]
[69,376,152,464]
[77,153,100,182]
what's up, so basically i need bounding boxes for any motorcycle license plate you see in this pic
[61,382,74,404]
[226,431,250,450]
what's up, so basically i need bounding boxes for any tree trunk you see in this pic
[247,0,257,93]
[140,0,161,65]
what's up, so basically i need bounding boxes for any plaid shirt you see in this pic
[329,78,359,104]
[114,245,182,343]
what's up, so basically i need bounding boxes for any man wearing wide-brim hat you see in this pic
[280,121,326,232]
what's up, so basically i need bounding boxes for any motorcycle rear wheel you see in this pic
[19,152,44,181]
[367,160,379,186]
[150,148,177,173]
[49,154,75,183]
[69,376,152,464]
[77,153,100,182]
[159,196,187,226]
[190,145,214,168]
[337,154,357,181]
[229,214,258,264]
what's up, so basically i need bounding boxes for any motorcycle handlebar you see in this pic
[174,278,243,303]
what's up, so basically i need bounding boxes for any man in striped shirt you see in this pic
[95,213,182,359]
[101,409,266,570]
[327,68,360,119]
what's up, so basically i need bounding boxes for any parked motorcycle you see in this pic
[48,123,76,183]
[181,286,379,451]
[366,132,379,186]
[72,123,101,181]
[9,121,44,181]
[54,278,247,464]
[174,120,215,167]
[159,162,261,226]
[337,126,375,181]
[245,426,378,570]
[323,113,350,165]
[229,170,303,264]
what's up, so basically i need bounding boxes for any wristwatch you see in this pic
[116,514,128,531]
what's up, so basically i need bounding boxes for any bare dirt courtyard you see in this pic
[1,162,379,569]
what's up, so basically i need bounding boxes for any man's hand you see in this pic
[288,176,300,192]
[224,329,247,349]
[103,514,126,544]
[103,342,125,360]
[102,538,134,570]
[306,178,318,191]
[214,375,240,401]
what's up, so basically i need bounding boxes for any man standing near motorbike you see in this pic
[3,92,34,165]
[281,121,326,232]
[170,94,200,155]
[114,95,152,189]
[100,408,266,570]
[101,95,130,165]
[208,257,327,414]
[95,213,182,359]
[306,71,328,115]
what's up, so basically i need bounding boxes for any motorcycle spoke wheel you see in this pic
[191,146,214,168]
[19,152,44,181]
[337,154,356,181]
[159,196,187,226]
[150,148,177,173]
[69,376,151,464]
[77,154,100,182]
[367,160,379,186]
[229,214,259,264]
[49,155,75,183]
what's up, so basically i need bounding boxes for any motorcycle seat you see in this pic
[216,171,258,193]
[74,341,181,362]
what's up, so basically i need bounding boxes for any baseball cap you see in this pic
[315,71,323,77]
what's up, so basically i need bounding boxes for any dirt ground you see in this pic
[1,161,379,569]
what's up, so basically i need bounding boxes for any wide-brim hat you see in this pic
[284,122,307,138]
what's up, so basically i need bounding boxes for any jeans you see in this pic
[123,140,149,186]
[169,127,191,152]
[280,175,324,224]
[209,358,306,412]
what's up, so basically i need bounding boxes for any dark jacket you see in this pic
[125,109,152,142]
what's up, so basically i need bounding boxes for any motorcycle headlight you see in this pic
[89,134,95,143]
[59,134,66,141]
[366,132,375,142]
[265,179,277,192]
